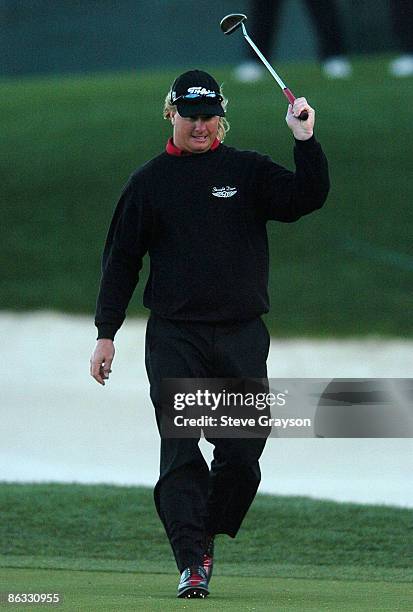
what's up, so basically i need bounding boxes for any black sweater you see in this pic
[95,137,330,339]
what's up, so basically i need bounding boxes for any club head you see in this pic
[220,13,247,36]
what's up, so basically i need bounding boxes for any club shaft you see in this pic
[241,23,287,90]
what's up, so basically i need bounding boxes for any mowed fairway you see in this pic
[1,484,412,610]
[2,568,411,611]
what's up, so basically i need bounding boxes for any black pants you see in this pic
[145,313,270,572]
[390,0,413,54]
[247,0,347,60]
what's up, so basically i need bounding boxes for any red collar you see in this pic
[166,137,221,156]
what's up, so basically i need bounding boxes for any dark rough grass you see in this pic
[1,56,413,335]
[1,483,412,583]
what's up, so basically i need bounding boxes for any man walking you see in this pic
[90,69,330,598]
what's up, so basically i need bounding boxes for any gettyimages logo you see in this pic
[159,378,413,438]
[212,186,238,198]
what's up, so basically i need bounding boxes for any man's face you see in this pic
[171,111,220,154]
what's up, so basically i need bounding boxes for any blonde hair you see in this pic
[163,86,230,142]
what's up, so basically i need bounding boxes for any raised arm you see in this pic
[256,97,330,223]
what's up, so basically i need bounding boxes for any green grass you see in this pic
[1,483,412,580]
[1,483,412,610]
[1,56,413,335]
[2,567,411,611]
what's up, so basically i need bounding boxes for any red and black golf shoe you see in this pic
[177,566,209,599]
[202,535,215,583]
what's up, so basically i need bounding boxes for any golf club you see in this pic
[220,13,309,121]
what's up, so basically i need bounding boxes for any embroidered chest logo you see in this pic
[212,186,238,198]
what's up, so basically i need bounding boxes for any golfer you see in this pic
[90,69,330,598]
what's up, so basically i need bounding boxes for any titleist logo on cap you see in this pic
[187,87,216,95]
[171,86,216,101]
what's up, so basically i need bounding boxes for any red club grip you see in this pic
[283,88,308,121]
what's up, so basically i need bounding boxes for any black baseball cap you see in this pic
[170,69,225,117]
